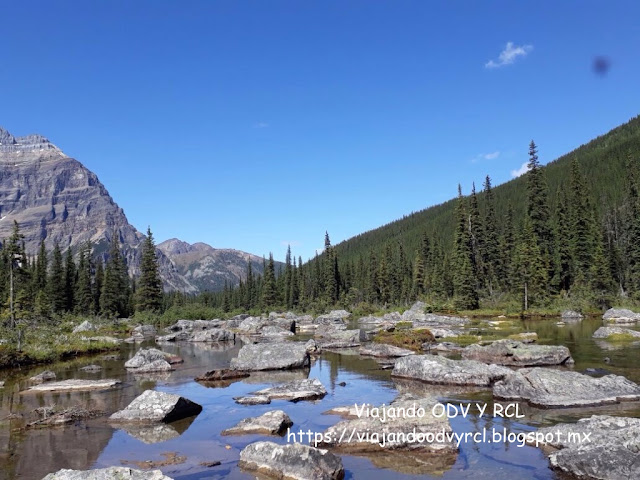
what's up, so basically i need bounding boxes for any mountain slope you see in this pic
[158,239,274,292]
[334,114,640,263]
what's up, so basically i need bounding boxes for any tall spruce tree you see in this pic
[482,176,499,293]
[100,235,130,317]
[452,185,479,309]
[75,243,94,315]
[512,216,547,310]
[48,242,66,314]
[261,253,277,307]
[526,141,553,276]
[136,227,163,312]
[63,247,76,312]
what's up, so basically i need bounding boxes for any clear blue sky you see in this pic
[3,1,639,261]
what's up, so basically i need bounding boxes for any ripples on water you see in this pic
[1,316,639,480]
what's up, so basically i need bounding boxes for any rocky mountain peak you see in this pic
[0,126,63,156]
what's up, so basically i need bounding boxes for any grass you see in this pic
[373,328,435,352]
[606,332,640,342]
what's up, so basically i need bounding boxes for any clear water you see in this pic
[1,316,639,480]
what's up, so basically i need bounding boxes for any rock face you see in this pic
[21,379,121,393]
[535,415,640,480]
[593,326,640,339]
[359,343,416,358]
[392,354,511,387]
[157,238,281,292]
[250,378,327,402]
[239,441,344,480]
[124,348,178,372]
[42,467,174,479]
[603,308,640,323]
[222,410,293,436]
[230,343,310,371]
[461,340,574,366]
[493,368,640,408]
[109,390,202,423]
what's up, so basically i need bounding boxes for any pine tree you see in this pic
[101,235,130,317]
[452,185,479,309]
[136,227,163,312]
[482,176,499,294]
[64,247,76,311]
[261,253,277,307]
[568,159,595,283]
[75,243,94,315]
[552,189,572,292]
[512,216,548,310]
[48,242,66,314]
[526,141,554,271]
[324,232,339,303]
[590,229,615,310]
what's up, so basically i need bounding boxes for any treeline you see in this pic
[0,224,163,325]
[208,140,640,313]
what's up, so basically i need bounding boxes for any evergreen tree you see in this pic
[512,216,548,310]
[47,242,66,314]
[261,253,277,307]
[136,227,163,312]
[482,176,499,293]
[324,232,339,303]
[590,229,615,310]
[452,185,479,309]
[64,247,76,311]
[75,243,94,315]
[526,141,554,272]
[100,235,130,317]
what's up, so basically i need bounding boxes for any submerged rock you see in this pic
[603,308,640,323]
[250,378,327,402]
[234,395,271,405]
[461,339,573,366]
[493,368,640,408]
[42,467,174,479]
[239,441,344,480]
[222,410,293,436]
[21,379,121,394]
[593,326,640,339]
[110,390,202,423]
[230,343,310,371]
[30,370,56,384]
[534,415,640,480]
[392,354,511,387]
[359,343,415,358]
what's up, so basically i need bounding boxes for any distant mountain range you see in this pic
[0,126,272,293]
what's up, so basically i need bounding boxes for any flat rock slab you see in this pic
[493,368,640,408]
[320,394,456,455]
[234,395,271,405]
[110,390,202,423]
[21,379,121,394]
[603,308,640,323]
[534,415,640,480]
[222,410,293,436]
[593,326,640,339]
[230,343,310,371]
[358,343,415,358]
[195,369,250,382]
[239,441,344,480]
[392,354,511,387]
[251,378,327,402]
[43,467,173,479]
[461,339,574,366]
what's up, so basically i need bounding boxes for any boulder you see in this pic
[21,379,121,394]
[222,410,293,436]
[72,320,97,334]
[428,342,464,354]
[593,326,640,339]
[561,310,584,320]
[534,415,640,480]
[188,328,235,342]
[110,390,202,423]
[42,467,173,480]
[392,354,511,387]
[461,339,573,366]
[430,328,460,339]
[358,343,415,358]
[319,394,456,455]
[251,378,327,402]
[239,441,344,480]
[237,316,296,334]
[315,329,361,348]
[305,338,321,354]
[125,348,180,372]
[234,395,271,405]
[230,343,310,371]
[603,308,640,323]
[30,370,56,384]
[129,324,157,342]
[493,368,640,408]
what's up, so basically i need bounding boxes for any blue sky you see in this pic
[3,1,639,261]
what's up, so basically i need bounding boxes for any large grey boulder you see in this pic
[188,328,235,342]
[359,343,415,358]
[124,348,180,372]
[251,378,327,402]
[230,343,310,371]
[109,390,202,423]
[493,368,640,408]
[461,339,574,366]
[239,441,344,480]
[603,308,640,323]
[30,370,56,384]
[593,326,640,339]
[392,354,511,387]
[42,467,173,480]
[315,328,361,348]
[237,316,296,334]
[535,415,640,480]
[128,324,157,342]
[222,410,293,436]
[561,310,584,320]
[72,320,97,334]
